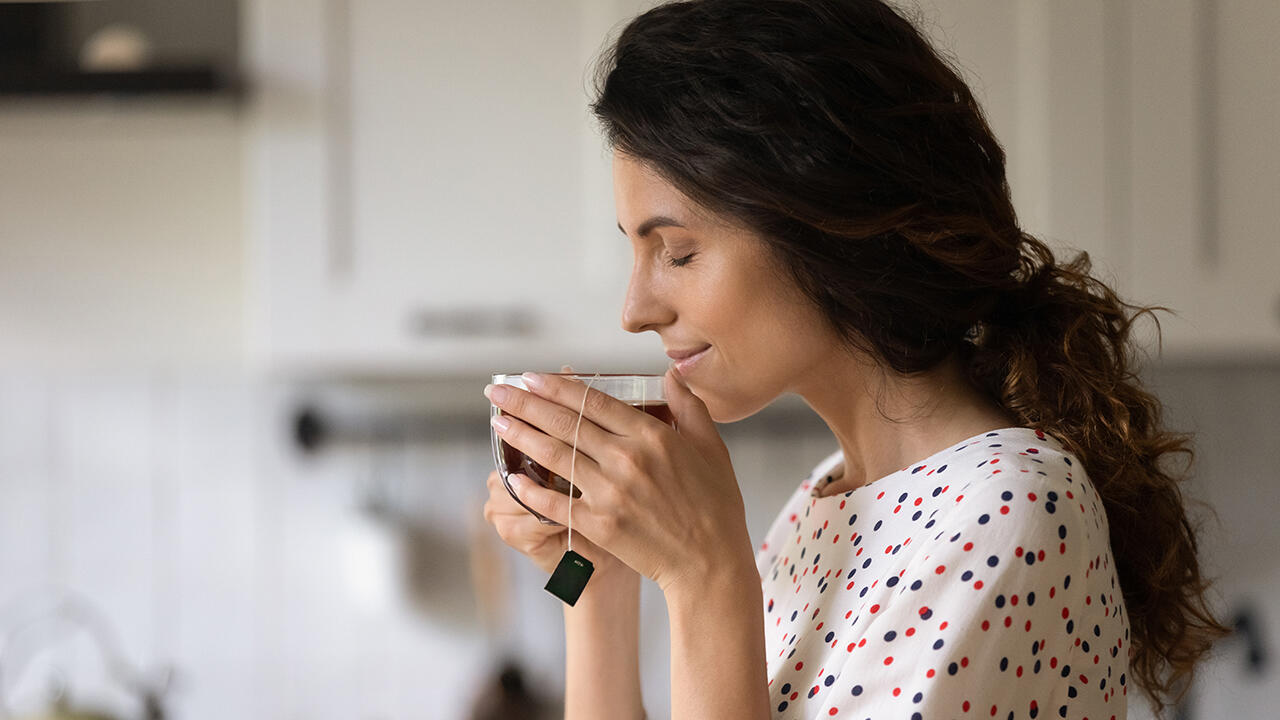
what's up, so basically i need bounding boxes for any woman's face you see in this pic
[613,150,839,423]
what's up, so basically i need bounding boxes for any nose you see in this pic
[620,262,668,335]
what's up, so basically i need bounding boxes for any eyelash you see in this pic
[667,252,696,268]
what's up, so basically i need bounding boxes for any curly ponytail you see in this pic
[589,0,1233,713]
[961,234,1233,714]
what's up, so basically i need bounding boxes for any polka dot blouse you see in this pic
[754,427,1131,720]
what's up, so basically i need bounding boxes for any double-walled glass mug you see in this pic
[490,373,675,525]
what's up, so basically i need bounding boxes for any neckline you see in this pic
[809,426,1047,500]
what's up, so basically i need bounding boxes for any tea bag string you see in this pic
[567,372,603,552]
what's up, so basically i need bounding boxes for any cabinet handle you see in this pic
[408,307,539,338]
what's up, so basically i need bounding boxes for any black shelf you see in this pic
[0,65,242,97]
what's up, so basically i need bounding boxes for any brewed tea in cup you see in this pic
[489,373,674,525]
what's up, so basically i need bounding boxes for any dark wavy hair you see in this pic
[589,0,1232,714]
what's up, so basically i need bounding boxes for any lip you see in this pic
[671,345,711,374]
[665,344,711,360]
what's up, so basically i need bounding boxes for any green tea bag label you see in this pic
[545,549,594,606]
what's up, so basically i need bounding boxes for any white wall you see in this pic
[0,100,246,373]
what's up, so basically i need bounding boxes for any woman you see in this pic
[481,1,1230,718]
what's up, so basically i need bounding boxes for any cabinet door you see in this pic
[922,1,1123,305]
[247,0,659,375]
[1127,0,1280,361]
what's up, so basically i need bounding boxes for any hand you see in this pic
[483,469,629,578]
[484,362,753,595]
[483,365,632,579]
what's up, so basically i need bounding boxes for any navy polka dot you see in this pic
[754,428,1128,719]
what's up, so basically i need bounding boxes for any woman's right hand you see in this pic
[482,364,633,580]
[483,468,628,578]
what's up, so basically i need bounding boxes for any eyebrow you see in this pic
[617,216,686,238]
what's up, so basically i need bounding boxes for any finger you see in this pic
[493,381,617,456]
[664,364,730,461]
[521,371,645,437]
[486,473,568,534]
[492,412,605,497]
[507,473,596,535]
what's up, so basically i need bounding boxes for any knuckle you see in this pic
[638,422,664,447]
[596,479,625,508]
[542,444,568,473]
[504,388,527,414]
[594,510,622,541]
[609,446,641,476]
[548,410,577,439]
[585,388,611,415]
[622,446,648,475]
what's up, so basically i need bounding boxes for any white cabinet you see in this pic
[245,0,658,377]
[927,0,1280,362]
[248,1,1279,376]
[1125,0,1280,361]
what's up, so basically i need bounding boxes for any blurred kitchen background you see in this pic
[0,0,1275,718]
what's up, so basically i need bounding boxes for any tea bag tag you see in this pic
[543,371,602,606]
[545,548,594,606]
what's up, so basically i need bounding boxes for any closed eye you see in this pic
[667,252,696,268]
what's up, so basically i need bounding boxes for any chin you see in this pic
[694,386,772,425]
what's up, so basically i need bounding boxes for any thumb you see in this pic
[664,364,724,456]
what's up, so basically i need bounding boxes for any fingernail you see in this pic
[485,384,508,404]
[508,473,524,491]
[522,372,544,390]
[491,414,510,432]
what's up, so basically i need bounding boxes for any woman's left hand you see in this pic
[484,365,754,595]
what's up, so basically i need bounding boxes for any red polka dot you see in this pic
[884,656,894,665]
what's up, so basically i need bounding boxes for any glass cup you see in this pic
[490,373,674,525]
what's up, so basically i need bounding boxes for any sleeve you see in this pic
[817,480,1094,720]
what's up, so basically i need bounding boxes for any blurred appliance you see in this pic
[0,0,239,96]
[0,589,175,720]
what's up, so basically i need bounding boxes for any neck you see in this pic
[791,350,1019,496]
